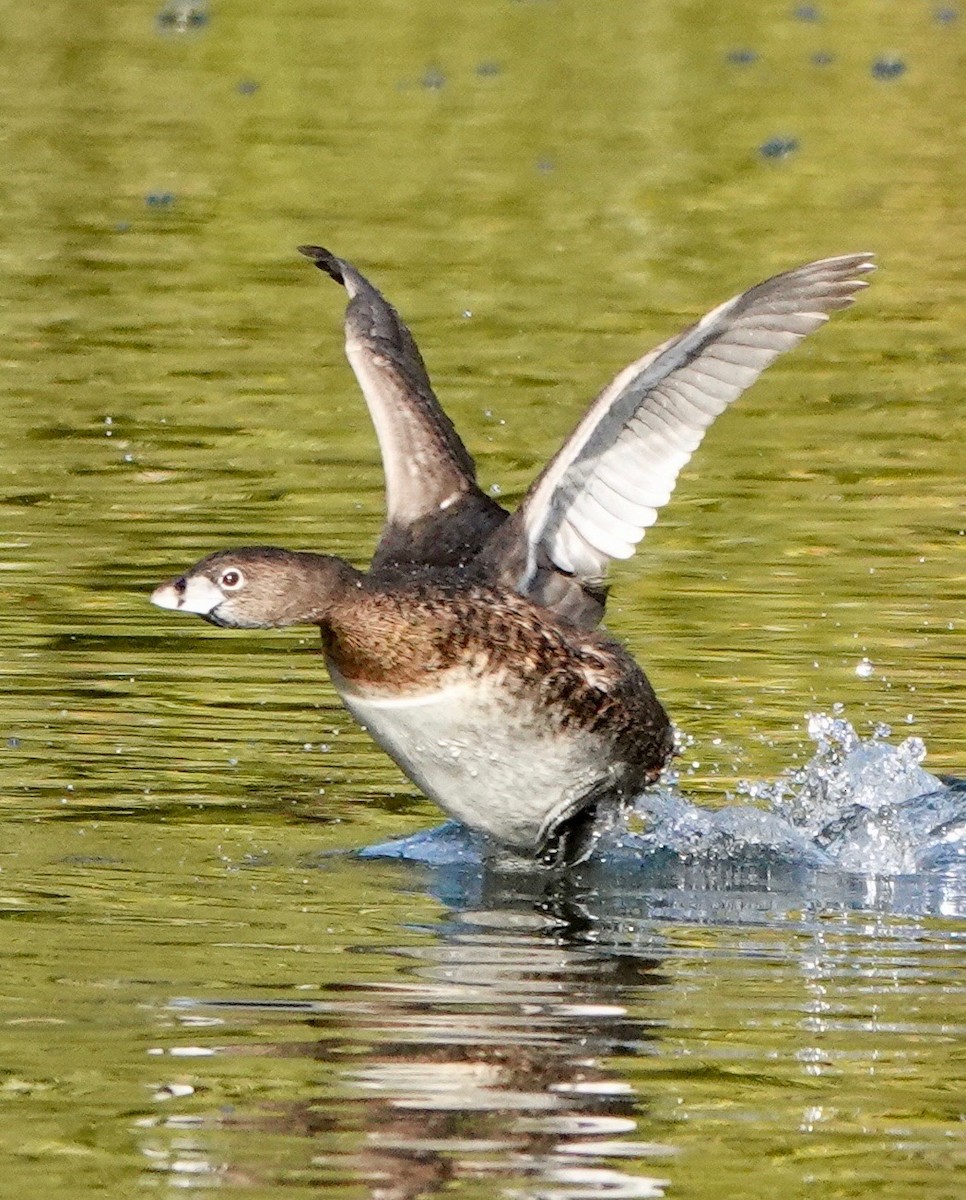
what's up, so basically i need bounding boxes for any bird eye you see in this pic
[220,569,244,589]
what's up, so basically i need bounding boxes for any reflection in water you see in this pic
[133,717,966,1196]
[137,844,966,1196]
[147,884,674,1197]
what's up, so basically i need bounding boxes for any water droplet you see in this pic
[898,736,927,765]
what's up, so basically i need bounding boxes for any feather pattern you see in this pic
[297,246,477,521]
[505,253,875,588]
[298,246,506,570]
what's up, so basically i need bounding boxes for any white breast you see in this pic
[327,662,618,853]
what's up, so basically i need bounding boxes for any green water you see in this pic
[0,0,963,1196]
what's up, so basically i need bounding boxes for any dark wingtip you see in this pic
[297,244,346,286]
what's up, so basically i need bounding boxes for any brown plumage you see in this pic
[151,247,874,862]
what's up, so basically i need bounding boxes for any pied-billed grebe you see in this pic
[151,248,874,863]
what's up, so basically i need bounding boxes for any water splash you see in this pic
[769,710,937,840]
[605,712,958,878]
[361,712,964,890]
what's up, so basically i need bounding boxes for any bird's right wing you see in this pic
[480,253,875,619]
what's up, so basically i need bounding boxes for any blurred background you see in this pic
[0,2,962,1197]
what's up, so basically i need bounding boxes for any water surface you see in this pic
[0,1,962,1196]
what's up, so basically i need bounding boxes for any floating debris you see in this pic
[810,50,835,67]
[725,48,758,66]
[793,4,822,21]
[145,191,176,208]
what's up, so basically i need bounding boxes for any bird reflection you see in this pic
[316,910,665,1198]
[156,871,674,1198]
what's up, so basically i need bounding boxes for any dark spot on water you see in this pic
[793,4,821,20]
[535,158,555,173]
[421,66,446,90]
[725,48,758,66]
[3,492,48,506]
[476,61,502,77]
[871,56,906,79]
[810,51,835,67]
[156,1,209,33]
[934,7,958,24]
[145,191,176,208]
[114,220,131,233]
[59,855,123,867]
[236,80,260,95]
[759,136,799,159]
[7,737,21,749]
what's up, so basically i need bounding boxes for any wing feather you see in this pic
[298,245,477,523]
[489,253,874,606]
[298,246,507,570]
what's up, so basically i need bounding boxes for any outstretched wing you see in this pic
[299,246,506,570]
[480,253,874,622]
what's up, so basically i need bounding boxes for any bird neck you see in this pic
[267,551,365,627]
